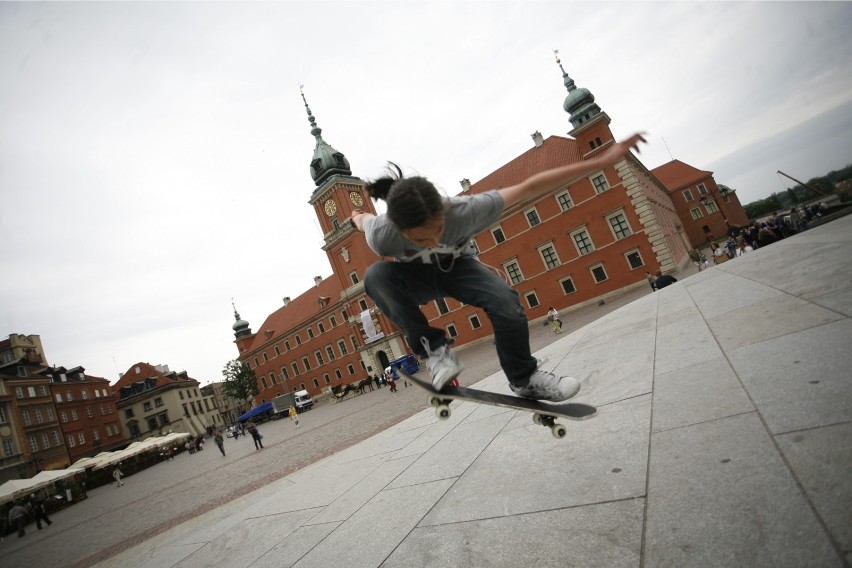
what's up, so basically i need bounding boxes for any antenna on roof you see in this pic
[661,136,674,161]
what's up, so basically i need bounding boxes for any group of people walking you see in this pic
[6,493,53,538]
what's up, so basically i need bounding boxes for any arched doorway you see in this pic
[376,350,390,372]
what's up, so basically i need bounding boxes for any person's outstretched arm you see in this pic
[497,133,646,210]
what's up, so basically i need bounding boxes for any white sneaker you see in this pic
[421,337,464,391]
[510,368,581,402]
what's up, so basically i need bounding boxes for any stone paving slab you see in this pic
[775,422,852,554]
[652,357,754,433]
[645,412,842,567]
[383,499,645,568]
[727,318,852,434]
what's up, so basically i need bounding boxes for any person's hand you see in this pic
[600,132,647,165]
[350,209,369,231]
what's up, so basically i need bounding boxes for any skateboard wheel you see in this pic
[436,404,451,420]
[551,424,567,439]
[427,395,441,408]
[532,413,543,425]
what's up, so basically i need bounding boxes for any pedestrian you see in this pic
[28,493,52,529]
[113,465,125,487]
[645,271,657,291]
[546,307,563,333]
[288,404,300,428]
[349,133,646,400]
[246,421,264,449]
[385,369,397,393]
[373,374,381,389]
[214,430,226,456]
[399,366,410,387]
[8,500,28,538]
[654,270,678,290]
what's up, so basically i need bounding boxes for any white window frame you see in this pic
[538,243,561,270]
[491,226,506,244]
[556,190,573,211]
[591,172,610,194]
[590,263,609,283]
[524,207,541,227]
[682,189,694,202]
[606,211,633,240]
[625,249,645,270]
[690,207,703,220]
[560,277,577,295]
[469,314,482,330]
[524,291,540,309]
[446,323,458,338]
[571,227,595,256]
[435,298,450,315]
[704,201,719,214]
[503,259,524,285]
[697,183,708,196]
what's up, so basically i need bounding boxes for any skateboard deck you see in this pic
[401,369,596,439]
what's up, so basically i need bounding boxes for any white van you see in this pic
[293,389,314,412]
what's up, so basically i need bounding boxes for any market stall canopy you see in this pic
[30,468,83,487]
[238,402,273,423]
[0,478,50,505]
[71,456,99,469]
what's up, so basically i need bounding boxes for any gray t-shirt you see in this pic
[364,190,503,263]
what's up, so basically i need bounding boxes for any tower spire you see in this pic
[231,298,252,340]
[553,49,602,130]
[300,85,352,188]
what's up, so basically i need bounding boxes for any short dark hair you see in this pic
[366,163,444,230]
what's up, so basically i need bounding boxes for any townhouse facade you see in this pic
[113,363,220,441]
[206,381,244,426]
[0,358,68,481]
[43,366,126,464]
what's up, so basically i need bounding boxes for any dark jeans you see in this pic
[35,510,51,529]
[364,257,537,386]
[251,434,263,449]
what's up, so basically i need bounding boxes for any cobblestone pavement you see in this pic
[0,270,696,567]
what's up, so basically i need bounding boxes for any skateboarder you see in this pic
[350,133,646,401]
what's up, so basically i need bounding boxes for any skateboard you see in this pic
[401,370,596,439]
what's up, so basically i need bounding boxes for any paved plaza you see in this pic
[3,215,851,567]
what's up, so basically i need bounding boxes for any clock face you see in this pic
[324,199,337,216]
[349,191,364,207]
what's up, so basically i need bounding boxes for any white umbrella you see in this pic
[0,478,48,505]
[30,468,83,487]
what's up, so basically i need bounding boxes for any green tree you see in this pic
[221,359,259,405]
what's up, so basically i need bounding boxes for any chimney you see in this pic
[459,178,471,192]
[531,131,544,148]
[283,296,291,307]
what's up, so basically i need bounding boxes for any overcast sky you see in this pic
[2,2,850,385]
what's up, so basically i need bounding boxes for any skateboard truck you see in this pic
[428,394,569,439]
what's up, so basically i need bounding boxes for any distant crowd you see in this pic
[700,203,826,268]
[649,203,828,292]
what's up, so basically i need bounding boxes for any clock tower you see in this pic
[300,88,378,291]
